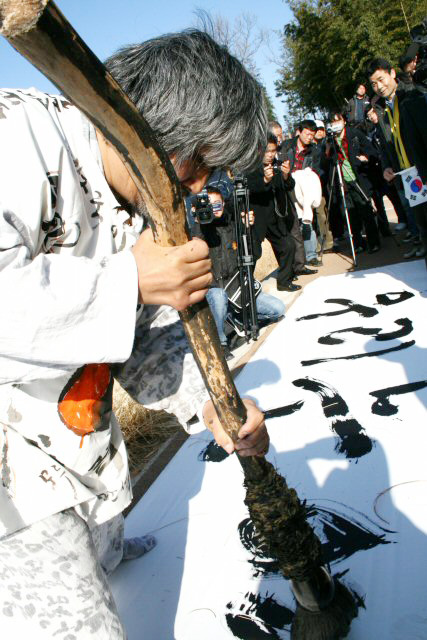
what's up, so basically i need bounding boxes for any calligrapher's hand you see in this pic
[203,397,269,457]
[132,228,212,311]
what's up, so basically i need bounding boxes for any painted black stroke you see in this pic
[318,318,413,345]
[263,400,304,420]
[308,505,393,565]
[297,298,378,322]
[238,518,280,577]
[301,340,415,367]
[370,380,427,416]
[376,291,414,306]
[198,440,229,462]
[198,402,304,463]
[232,507,382,637]
[293,377,372,458]
[238,504,392,577]
[226,592,293,639]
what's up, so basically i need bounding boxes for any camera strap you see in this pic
[273,188,288,218]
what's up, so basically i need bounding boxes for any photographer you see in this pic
[326,112,380,253]
[246,134,300,292]
[282,119,323,269]
[192,185,285,359]
[367,57,427,262]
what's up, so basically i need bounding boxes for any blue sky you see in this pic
[0,0,292,122]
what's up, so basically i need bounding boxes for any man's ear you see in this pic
[390,68,396,80]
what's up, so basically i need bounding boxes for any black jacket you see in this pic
[374,82,427,183]
[281,137,322,176]
[345,95,371,126]
[246,167,295,259]
[192,207,238,287]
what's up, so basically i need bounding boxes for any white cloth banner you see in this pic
[111,261,427,640]
[398,166,427,207]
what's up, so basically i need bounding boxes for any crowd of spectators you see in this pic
[190,30,427,357]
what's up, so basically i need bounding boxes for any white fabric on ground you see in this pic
[110,261,427,640]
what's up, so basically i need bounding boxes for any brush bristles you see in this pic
[244,457,323,582]
[291,579,358,640]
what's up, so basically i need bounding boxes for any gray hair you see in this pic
[105,29,267,172]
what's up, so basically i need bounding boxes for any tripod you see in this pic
[231,175,259,342]
[327,135,358,267]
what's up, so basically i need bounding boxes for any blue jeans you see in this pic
[206,288,285,344]
[302,222,318,262]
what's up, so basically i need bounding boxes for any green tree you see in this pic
[261,85,278,121]
[276,0,426,115]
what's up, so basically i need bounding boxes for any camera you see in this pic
[194,190,214,225]
[272,158,281,176]
[326,122,343,137]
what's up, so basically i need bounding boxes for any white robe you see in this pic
[0,89,208,538]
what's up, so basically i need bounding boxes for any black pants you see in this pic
[253,221,296,286]
[372,189,391,236]
[345,181,380,250]
[288,209,306,272]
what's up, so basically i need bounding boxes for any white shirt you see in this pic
[0,89,208,537]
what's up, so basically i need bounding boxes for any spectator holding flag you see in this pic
[367,57,427,264]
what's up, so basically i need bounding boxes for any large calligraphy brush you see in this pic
[0,2,358,636]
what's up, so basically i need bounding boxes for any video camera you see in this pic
[410,17,427,86]
[325,121,343,141]
[193,190,214,225]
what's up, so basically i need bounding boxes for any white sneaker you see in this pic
[404,246,417,259]
[394,222,407,231]
[415,247,426,258]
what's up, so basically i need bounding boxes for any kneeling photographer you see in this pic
[191,180,285,360]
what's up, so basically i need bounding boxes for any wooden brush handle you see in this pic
[0,0,247,438]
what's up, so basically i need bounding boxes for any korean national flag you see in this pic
[400,166,427,207]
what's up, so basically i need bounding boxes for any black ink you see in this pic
[293,378,372,458]
[297,299,378,322]
[198,440,230,462]
[370,380,427,416]
[319,326,378,345]
[238,503,393,577]
[376,291,414,306]
[226,592,293,639]
[264,400,304,421]
[302,340,415,367]
[87,443,118,475]
[318,318,413,345]
[309,504,394,565]
[90,191,104,228]
[374,318,413,341]
[46,172,59,211]
[238,518,279,577]
[332,419,373,458]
